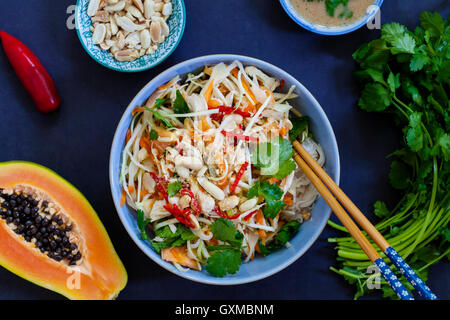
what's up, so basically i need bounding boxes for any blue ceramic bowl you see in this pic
[109,55,340,285]
[279,0,384,35]
[75,0,186,72]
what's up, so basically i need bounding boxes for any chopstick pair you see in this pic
[291,139,438,300]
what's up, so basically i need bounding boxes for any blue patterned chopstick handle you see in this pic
[374,258,414,300]
[385,247,438,300]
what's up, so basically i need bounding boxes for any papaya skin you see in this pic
[0,161,127,300]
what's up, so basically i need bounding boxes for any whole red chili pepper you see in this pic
[230,161,249,194]
[180,189,202,216]
[214,206,241,220]
[0,31,61,113]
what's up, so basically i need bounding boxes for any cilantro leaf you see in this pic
[173,90,190,121]
[247,180,286,219]
[419,11,445,39]
[150,225,196,253]
[387,72,400,93]
[252,137,295,178]
[248,180,284,201]
[274,159,297,180]
[168,181,182,197]
[373,201,390,218]
[149,129,158,140]
[146,107,173,128]
[206,218,244,277]
[406,112,424,152]
[210,218,243,248]
[410,53,430,72]
[258,221,301,256]
[153,98,167,109]
[358,83,392,112]
[137,209,151,241]
[289,116,309,142]
[389,160,411,190]
[264,199,286,219]
[382,22,416,54]
[205,249,241,277]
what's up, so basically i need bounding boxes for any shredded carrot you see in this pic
[158,80,174,91]
[139,136,153,155]
[268,177,279,184]
[255,242,261,254]
[131,106,146,115]
[204,80,214,104]
[280,127,287,137]
[261,86,275,103]
[125,129,131,144]
[128,185,135,193]
[231,68,257,105]
[120,189,126,207]
[201,116,211,131]
[217,176,229,190]
[283,193,294,206]
[140,189,149,201]
[208,99,221,108]
[255,211,267,244]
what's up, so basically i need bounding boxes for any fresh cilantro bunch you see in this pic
[205,218,244,277]
[329,12,449,300]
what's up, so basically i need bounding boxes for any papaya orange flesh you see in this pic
[0,161,127,300]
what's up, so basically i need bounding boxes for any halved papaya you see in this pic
[0,161,127,300]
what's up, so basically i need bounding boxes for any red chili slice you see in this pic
[209,105,252,122]
[234,109,252,118]
[214,206,241,220]
[0,30,61,113]
[163,203,195,228]
[149,172,169,202]
[221,130,259,143]
[180,189,202,216]
[277,79,285,93]
[230,162,249,194]
[243,210,258,221]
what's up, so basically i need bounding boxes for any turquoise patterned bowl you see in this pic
[75,0,186,72]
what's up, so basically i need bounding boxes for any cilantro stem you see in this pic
[404,157,439,257]
[418,247,450,272]
[327,220,348,233]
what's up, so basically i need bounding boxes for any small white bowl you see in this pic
[279,0,384,35]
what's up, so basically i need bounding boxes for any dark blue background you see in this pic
[0,0,448,300]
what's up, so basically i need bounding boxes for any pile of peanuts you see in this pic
[87,0,173,61]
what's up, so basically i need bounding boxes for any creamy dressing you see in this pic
[290,0,374,27]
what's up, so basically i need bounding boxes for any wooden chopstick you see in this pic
[292,140,391,251]
[291,152,381,261]
[291,140,416,300]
